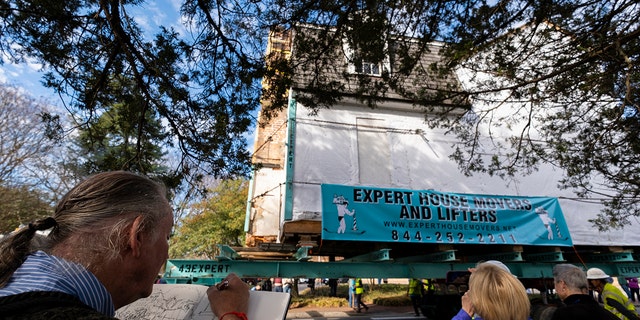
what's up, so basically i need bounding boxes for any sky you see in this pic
[0,0,260,158]
[0,0,184,102]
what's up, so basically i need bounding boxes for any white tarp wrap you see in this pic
[289,101,640,246]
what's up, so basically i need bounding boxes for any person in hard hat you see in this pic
[550,264,618,319]
[587,267,640,320]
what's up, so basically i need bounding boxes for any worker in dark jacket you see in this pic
[551,264,619,320]
[0,171,249,319]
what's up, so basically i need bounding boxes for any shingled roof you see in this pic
[269,24,469,110]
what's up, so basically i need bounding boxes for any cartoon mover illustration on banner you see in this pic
[321,184,572,246]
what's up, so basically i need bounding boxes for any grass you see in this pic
[289,283,412,308]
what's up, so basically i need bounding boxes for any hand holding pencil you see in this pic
[207,273,249,319]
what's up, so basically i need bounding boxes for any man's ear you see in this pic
[127,215,145,258]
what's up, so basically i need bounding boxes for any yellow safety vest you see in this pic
[355,278,364,294]
[408,278,422,296]
[602,282,638,319]
[423,279,435,292]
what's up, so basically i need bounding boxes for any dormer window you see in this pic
[355,61,382,76]
[342,10,391,77]
[344,42,390,77]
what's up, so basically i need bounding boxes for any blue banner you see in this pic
[321,184,572,246]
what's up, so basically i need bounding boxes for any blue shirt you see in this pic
[452,308,477,320]
[451,308,533,320]
[0,251,114,316]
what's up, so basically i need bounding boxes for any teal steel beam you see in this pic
[283,91,296,221]
[569,260,640,278]
[586,252,635,263]
[165,260,416,279]
[517,263,556,279]
[523,252,565,263]
[340,249,392,262]
[163,259,640,284]
[294,246,312,261]
[468,251,523,263]
[396,251,457,263]
[616,264,640,277]
[216,245,240,261]
[408,262,473,279]
[244,167,256,232]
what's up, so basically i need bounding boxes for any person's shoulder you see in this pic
[605,282,626,294]
[552,301,619,320]
[0,291,114,319]
[43,307,115,319]
[531,303,557,320]
[451,308,473,320]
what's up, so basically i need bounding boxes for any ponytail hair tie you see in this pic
[28,217,58,232]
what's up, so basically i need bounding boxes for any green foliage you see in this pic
[169,179,248,259]
[1,0,639,229]
[72,75,175,185]
[0,186,52,234]
[2,0,256,186]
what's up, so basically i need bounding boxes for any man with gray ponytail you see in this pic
[0,171,249,319]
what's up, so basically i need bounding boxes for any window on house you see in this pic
[355,61,382,76]
[343,41,390,77]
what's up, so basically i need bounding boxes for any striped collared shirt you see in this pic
[0,250,114,316]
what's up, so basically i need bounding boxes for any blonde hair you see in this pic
[468,262,530,320]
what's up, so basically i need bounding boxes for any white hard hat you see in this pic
[586,268,610,279]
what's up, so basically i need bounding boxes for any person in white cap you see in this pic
[587,267,639,320]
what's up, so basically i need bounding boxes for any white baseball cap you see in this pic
[586,268,610,279]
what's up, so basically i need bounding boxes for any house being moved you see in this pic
[165,23,640,297]
[243,22,640,273]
